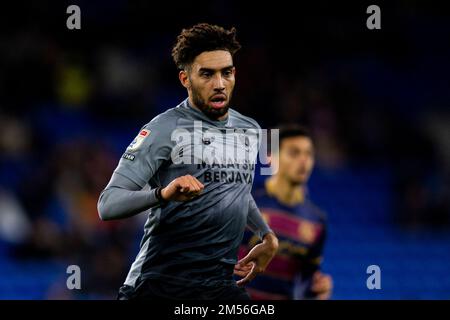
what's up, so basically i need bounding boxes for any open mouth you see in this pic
[210,94,227,109]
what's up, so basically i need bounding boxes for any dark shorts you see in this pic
[117,278,251,301]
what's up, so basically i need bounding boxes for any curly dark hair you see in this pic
[171,23,241,70]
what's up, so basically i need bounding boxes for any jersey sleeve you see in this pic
[97,171,160,220]
[307,224,326,267]
[114,115,176,188]
[247,195,273,240]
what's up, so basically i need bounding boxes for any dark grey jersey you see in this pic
[98,98,271,289]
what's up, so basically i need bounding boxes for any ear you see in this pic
[179,70,190,89]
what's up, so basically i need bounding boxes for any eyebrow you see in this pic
[198,65,234,73]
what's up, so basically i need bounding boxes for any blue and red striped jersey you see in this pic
[239,181,327,300]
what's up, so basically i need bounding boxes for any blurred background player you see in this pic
[238,125,333,299]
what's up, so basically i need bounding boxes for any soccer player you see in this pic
[97,23,278,300]
[238,125,333,299]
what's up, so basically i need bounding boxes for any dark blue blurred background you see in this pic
[0,0,449,299]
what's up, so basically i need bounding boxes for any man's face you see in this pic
[180,50,236,120]
[276,136,315,185]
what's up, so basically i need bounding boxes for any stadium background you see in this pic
[0,1,449,299]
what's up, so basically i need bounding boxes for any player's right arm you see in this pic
[97,172,204,220]
[97,114,203,221]
[98,172,158,220]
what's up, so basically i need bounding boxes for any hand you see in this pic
[234,232,279,286]
[310,271,333,300]
[161,175,204,202]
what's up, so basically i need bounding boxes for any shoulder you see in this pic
[144,106,183,130]
[137,106,187,142]
[127,106,183,152]
[229,108,261,131]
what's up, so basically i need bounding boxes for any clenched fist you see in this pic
[161,175,204,202]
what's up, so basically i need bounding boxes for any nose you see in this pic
[297,155,308,166]
[212,74,225,91]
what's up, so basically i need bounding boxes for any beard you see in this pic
[191,86,231,120]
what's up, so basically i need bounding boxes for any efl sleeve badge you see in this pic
[127,129,151,151]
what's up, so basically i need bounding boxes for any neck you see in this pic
[188,96,228,121]
[266,175,305,206]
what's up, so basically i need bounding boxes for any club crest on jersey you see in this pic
[202,137,212,145]
[127,129,150,151]
[297,221,317,244]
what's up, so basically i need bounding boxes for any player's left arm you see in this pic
[246,196,272,239]
[234,196,279,286]
[234,120,279,285]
